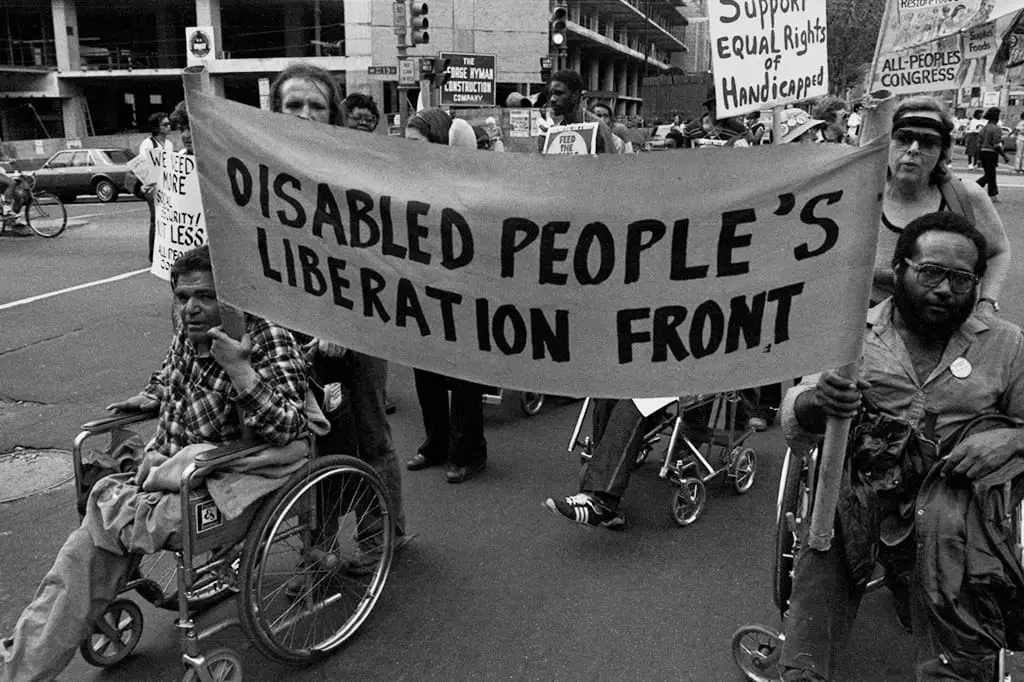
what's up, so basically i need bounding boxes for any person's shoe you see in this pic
[445,459,486,483]
[406,452,441,471]
[543,493,626,530]
[385,399,397,415]
[747,416,768,432]
[992,195,1002,203]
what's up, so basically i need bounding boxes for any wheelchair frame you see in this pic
[71,408,396,681]
[732,445,1024,682]
[566,393,763,526]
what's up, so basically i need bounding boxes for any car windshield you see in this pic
[101,149,132,164]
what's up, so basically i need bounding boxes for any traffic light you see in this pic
[550,0,568,48]
[432,57,451,88]
[410,2,429,45]
[540,56,553,83]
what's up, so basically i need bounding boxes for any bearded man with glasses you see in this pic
[776,211,1024,680]
[873,97,1010,317]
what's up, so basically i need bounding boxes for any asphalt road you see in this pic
[2,174,1024,681]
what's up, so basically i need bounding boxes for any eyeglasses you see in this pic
[903,259,979,294]
[891,129,943,152]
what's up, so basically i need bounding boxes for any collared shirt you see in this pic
[142,317,308,456]
[785,299,1024,444]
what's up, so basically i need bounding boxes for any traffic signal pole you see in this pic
[394,0,411,129]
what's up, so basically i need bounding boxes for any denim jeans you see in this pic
[313,351,405,534]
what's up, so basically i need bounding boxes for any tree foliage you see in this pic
[827,0,887,95]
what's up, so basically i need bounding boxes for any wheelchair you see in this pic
[481,388,547,417]
[566,392,765,526]
[70,407,396,681]
[730,444,1024,682]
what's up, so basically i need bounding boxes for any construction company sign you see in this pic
[439,53,496,107]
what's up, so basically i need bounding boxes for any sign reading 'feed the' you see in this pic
[440,53,496,107]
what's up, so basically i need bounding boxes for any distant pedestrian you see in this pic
[137,112,173,263]
[976,106,1006,202]
[1014,112,1024,173]
[965,108,984,169]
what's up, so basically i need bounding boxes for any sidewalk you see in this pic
[949,147,1023,176]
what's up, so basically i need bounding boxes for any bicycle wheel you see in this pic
[25,192,67,238]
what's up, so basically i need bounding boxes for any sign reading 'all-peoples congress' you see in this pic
[439,53,496,107]
[707,0,828,117]
[186,91,887,399]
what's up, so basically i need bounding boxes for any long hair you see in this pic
[269,63,344,126]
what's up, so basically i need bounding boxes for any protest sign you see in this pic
[870,0,1024,93]
[707,0,828,117]
[186,91,887,399]
[509,109,532,138]
[543,122,598,155]
[439,53,497,107]
[151,150,206,280]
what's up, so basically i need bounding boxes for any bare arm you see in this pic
[963,180,1011,303]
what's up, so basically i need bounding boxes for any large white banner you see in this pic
[707,1,829,117]
[187,91,888,399]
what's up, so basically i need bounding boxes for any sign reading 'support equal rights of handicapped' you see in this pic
[439,53,497,107]
[186,90,889,399]
[707,1,828,118]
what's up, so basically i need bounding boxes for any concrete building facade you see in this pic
[0,0,687,144]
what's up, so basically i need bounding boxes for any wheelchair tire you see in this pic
[182,647,243,682]
[238,455,395,663]
[79,599,143,667]
[773,448,807,615]
[670,476,706,526]
[732,447,757,494]
[731,624,784,682]
[519,391,545,416]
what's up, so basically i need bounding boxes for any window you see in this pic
[102,150,133,164]
[47,152,73,168]
[72,152,92,167]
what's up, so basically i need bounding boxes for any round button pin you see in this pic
[950,357,972,379]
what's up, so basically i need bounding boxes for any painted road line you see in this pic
[0,268,149,311]
[68,207,147,221]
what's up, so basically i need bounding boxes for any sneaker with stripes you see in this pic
[543,493,625,530]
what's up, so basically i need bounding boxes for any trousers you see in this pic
[0,475,183,681]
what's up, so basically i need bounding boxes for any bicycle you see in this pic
[1,173,68,238]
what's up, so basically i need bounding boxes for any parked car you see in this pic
[1002,126,1020,155]
[30,148,133,203]
[645,124,678,150]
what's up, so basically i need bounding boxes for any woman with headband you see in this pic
[872,96,1009,314]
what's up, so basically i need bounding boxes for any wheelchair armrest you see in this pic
[80,407,159,433]
[191,441,273,474]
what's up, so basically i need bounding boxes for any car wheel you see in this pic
[94,179,118,203]
[59,193,77,204]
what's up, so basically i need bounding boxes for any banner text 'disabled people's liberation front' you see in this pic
[186,92,887,398]
[707,0,828,117]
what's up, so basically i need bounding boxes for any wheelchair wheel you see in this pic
[239,455,395,663]
[519,391,545,416]
[670,476,706,526]
[182,647,243,682]
[731,624,784,682]
[732,447,757,494]
[79,599,143,667]
[773,448,808,615]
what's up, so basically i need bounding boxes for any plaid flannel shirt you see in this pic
[141,317,308,456]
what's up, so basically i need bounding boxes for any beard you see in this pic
[893,273,976,341]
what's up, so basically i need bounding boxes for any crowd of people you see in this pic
[3,61,1024,682]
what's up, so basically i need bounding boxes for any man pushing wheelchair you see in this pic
[774,211,1024,681]
[0,245,312,681]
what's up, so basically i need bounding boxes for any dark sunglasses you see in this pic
[891,129,943,151]
[904,259,978,294]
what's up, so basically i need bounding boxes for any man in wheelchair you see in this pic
[0,245,310,681]
[778,212,1024,681]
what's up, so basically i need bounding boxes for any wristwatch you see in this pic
[978,297,1000,312]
